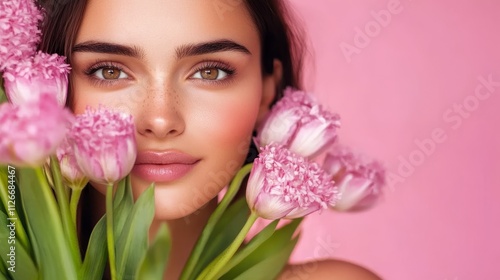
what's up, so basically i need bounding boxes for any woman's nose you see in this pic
[135,85,185,139]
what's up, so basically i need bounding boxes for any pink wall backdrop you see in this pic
[286,0,500,279]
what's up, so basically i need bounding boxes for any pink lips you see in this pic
[132,151,200,183]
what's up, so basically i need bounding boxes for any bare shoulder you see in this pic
[278,259,382,280]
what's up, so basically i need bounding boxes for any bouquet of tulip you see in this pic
[176,88,385,280]
[0,1,386,279]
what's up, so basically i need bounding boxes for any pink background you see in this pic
[287,0,500,279]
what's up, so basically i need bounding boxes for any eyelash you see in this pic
[83,60,237,87]
[84,61,129,87]
[190,60,236,85]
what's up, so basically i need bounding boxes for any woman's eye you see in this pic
[93,67,128,80]
[192,67,228,81]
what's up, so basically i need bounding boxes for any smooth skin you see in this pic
[71,0,381,278]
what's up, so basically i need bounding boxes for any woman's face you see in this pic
[71,0,277,219]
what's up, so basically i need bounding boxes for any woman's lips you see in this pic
[132,151,200,183]
[132,164,198,183]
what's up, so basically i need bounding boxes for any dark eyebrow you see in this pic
[72,39,250,59]
[72,41,144,58]
[175,39,251,59]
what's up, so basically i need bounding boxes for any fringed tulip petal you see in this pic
[0,0,43,71]
[69,106,136,185]
[246,144,339,220]
[3,51,70,106]
[56,137,88,189]
[0,95,74,166]
[256,87,340,159]
[324,145,386,212]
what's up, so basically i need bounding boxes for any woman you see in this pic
[39,0,381,278]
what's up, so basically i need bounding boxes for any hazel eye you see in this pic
[94,67,128,80]
[192,67,228,80]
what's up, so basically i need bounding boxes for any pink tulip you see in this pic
[246,144,339,220]
[0,0,43,71]
[55,137,88,189]
[0,94,74,166]
[3,51,71,107]
[255,87,341,159]
[323,146,386,212]
[69,106,136,185]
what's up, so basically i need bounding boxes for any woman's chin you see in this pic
[127,175,222,221]
[87,170,225,221]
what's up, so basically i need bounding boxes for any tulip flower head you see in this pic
[246,144,340,220]
[69,106,136,185]
[55,137,89,190]
[0,94,74,166]
[256,87,341,159]
[0,0,43,71]
[323,146,386,212]
[3,51,71,106]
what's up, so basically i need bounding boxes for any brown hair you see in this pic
[37,0,306,105]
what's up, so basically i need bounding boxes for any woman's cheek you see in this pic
[205,97,259,144]
[70,76,140,115]
[70,80,109,114]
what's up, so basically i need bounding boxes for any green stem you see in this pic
[0,75,7,104]
[69,188,83,227]
[106,183,117,280]
[180,163,253,280]
[199,212,259,280]
[49,157,81,265]
[0,167,31,254]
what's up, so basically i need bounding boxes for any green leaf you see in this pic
[113,175,132,207]
[81,177,133,280]
[0,268,8,280]
[81,177,150,280]
[113,176,134,235]
[0,169,8,216]
[17,168,78,279]
[230,237,299,280]
[0,167,12,221]
[136,223,171,280]
[219,219,302,280]
[80,216,107,280]
[0,167,30,254]
[180,163,253,280]
[115,185,155,279]
[0,205,5,217]
[0,264,7,280]
[49,156,81,265]
[0,211,38,280]
[216,220,279,277]
[24,213,41,277]
[190,198,248,278]
[0,252,6,277]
